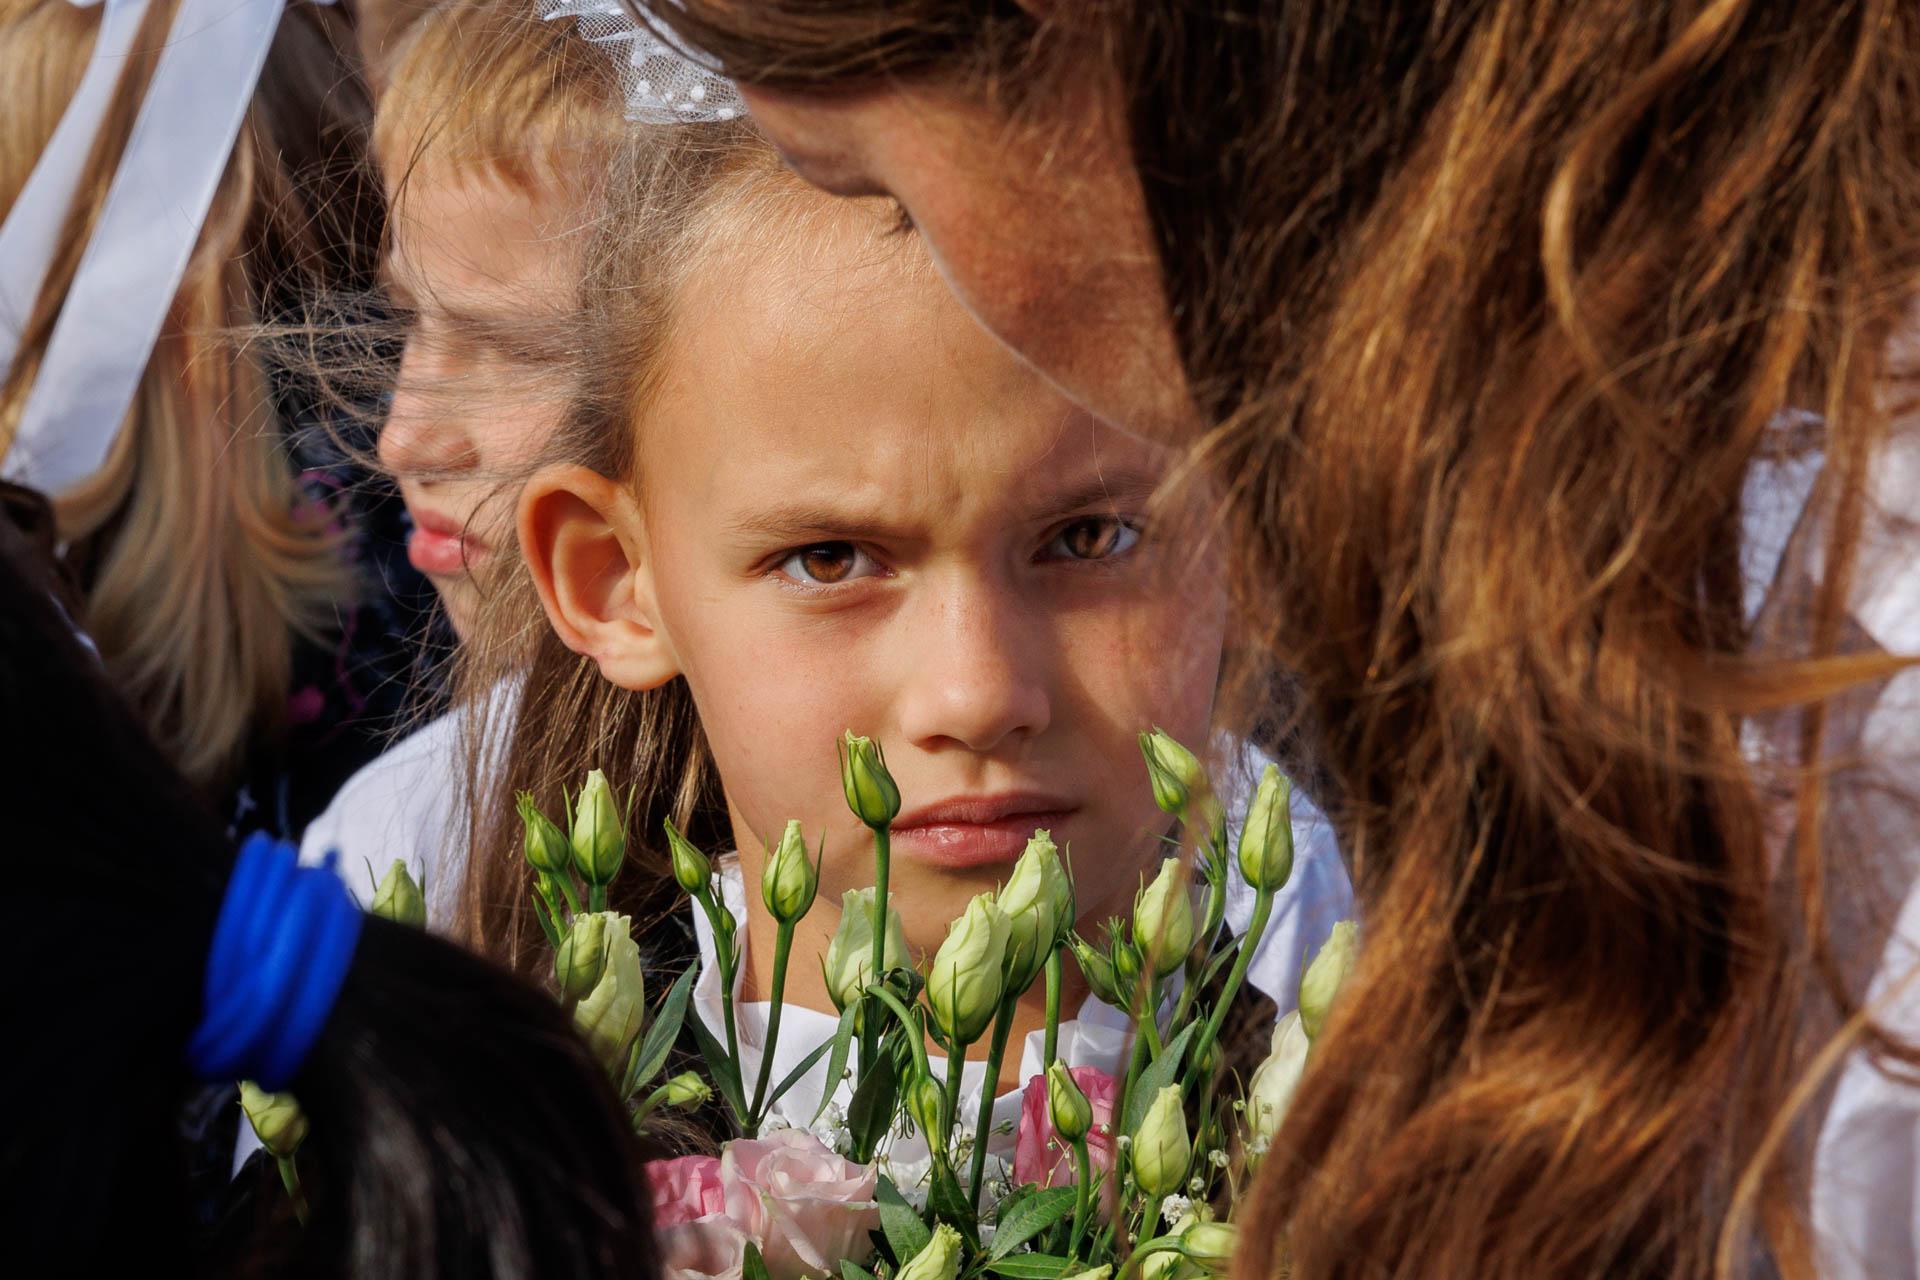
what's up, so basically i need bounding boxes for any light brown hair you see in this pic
[0,0,366,789]
[628,1,1920,1275]
[450,122,794,971]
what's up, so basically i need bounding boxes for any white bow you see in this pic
[1,0,298,496]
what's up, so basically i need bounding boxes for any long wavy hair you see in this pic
[625,2,1920,1276]
[0,0,365,789]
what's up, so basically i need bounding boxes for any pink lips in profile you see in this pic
[405,507,481,576]
[889,792,1078,869]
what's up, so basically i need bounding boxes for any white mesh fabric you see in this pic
[540,0,743,124]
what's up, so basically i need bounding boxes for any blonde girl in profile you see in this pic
[0,0,375,829]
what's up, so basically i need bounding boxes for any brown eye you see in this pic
[776,542,877,586]
[1047,516,1141,562]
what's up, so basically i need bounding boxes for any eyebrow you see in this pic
[721,465,1169,545]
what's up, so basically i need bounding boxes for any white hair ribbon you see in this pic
[0,0,152,377]
[540,0,742,125]
[0,0,291,496]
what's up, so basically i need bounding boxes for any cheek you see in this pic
[663,592,883,858]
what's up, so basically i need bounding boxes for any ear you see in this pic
[518,464,680,691]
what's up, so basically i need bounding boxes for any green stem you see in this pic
[588,882,606,913]
[966,995,1019,1208]
[1182,888,1273,1094]
[276,1155,308,1226]
[862,824,891,1079]
[697,892,743,1075]
[1118,1233,1183,1280]
[554,872,583,917]
[747,919,796,1130]
[1067,1135,1094,1256]
[1043,947,1063,1071]
[943,1036,967,1148]
[632,1082,673,1129]
[869,984,931,1082]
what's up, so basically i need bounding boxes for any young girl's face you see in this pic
[380,170,579,638]
[532,195,1227,951]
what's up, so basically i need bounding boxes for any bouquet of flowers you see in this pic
[516,730,1356,1280]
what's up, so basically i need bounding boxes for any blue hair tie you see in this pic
[186,832,364,1091]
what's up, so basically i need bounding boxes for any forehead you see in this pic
[643,195,1166,514]
[385,168,585,308]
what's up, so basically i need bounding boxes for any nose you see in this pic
[377,340,478,481]
[894,575,1053,756]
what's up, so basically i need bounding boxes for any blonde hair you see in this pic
[374,0,632,209]
[0,0,360,789]
[454,124,797,968]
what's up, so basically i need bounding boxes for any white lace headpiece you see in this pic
[539,0,742,124]
[0,0,322,497]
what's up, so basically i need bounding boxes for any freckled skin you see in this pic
[738,73,1199,443]
[604,195,1226,1067]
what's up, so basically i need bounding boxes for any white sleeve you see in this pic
[1814,877,1920,1280]
[295,711,468,927]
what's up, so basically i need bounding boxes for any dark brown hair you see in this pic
[625,1,1920,1276]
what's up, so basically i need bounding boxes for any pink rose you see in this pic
[649,1156,755,1280]
[1013,1065,1119,1190]
[649,1156,729,1229]
[720,1129,878,1280]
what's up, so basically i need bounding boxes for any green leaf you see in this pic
[686,1006,748,1123]
[743,1242,772,1280]
[530,889,562,949]
[809,1002,861,1126]
[987,1186,1077,1260]
[627,965,696,1095]
[764,1036,835,1115]
[876,1176,931,1264]
[842,1264,881,1280]
[847,1037,899,1155]
[984,1254,1079,1280]
[1123,1022,1198,1136]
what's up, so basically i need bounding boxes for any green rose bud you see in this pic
[663,818,711,897]
[824,887,908,1013]
[1246,1010,1310,1144]
[1144,1213,1202,1280]
[1069,933,1123,1008]
[1130,1084,1192,1199]
[927,892,1011,1045]
[571,913,646,1071]
[554,911,611,1003]
[570,769,626,887]
[838,731,901,829]
[238,1081,307,1158]
[905,1069,947,1141]
[1181,1222,1237,1273]
[1112,933,1144,1001]
[998,830,1070,994]
[1047,1061,1092,1142]
[1139,728,1206,817]
[896,1223,963,1280]
[368,858,426,929]
[1133,858,1196,979]
[1236,764,1294,894]
[659,1071,711,1108]
[517,791,570,877]
[1298,920,1358,1040]
[761,819,818,924]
